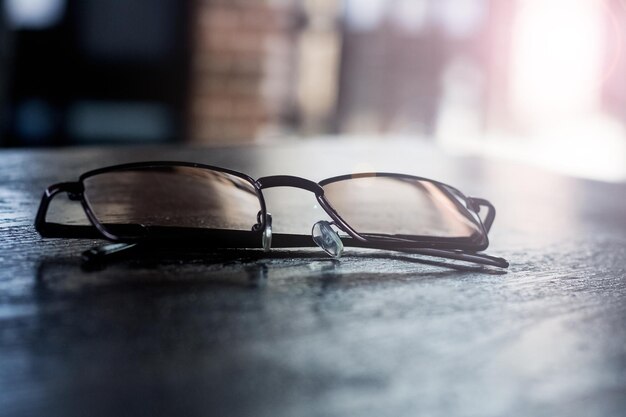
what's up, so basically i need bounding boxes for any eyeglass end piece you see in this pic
[312,221,344,258]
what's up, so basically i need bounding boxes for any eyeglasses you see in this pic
[35,161,508,268]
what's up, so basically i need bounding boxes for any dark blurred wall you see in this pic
[0,6,9,141]
[188,0,300,143]
[2,0,191,147]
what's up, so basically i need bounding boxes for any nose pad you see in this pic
[312,221,344,258]
[253,211,272,252]
[262,213,272,252]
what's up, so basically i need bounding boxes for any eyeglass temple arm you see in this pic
[468,197,496,234]
[392,247,508,268]
[35,182,102,239]
[80,238,509,269]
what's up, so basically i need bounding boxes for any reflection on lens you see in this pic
[83,166,262,236]
[322,176,482,238]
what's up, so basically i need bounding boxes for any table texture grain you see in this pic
[0,140,625,417]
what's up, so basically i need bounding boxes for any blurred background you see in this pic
[1,0,626,181]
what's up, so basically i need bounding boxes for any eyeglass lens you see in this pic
[82,166,262,237]
[82,168,483,241]
[321,176,483,238]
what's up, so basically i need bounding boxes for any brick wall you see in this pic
[189,0,297,143]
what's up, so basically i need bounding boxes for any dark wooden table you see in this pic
[1,139,625,417]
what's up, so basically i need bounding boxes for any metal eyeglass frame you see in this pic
[35,161,509,268]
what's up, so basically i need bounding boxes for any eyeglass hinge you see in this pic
[466,198,480,212]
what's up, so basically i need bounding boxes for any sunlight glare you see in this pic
[511,0,604,126]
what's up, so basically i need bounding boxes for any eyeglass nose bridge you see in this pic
[256,175,324,195]
[255,175,367,255]
[256,174,366,245]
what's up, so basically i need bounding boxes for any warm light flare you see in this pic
[511,0,604,126]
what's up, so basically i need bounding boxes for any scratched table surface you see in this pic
[0,139,625,417]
